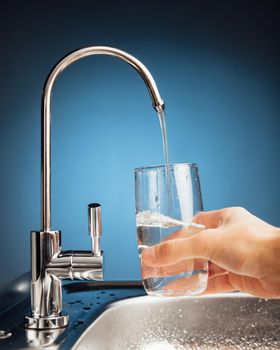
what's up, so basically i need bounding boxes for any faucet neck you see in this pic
[41,46,165,232]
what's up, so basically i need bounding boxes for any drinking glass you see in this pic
[135,163,208,297]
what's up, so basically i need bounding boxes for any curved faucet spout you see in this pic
[42,46,165,232]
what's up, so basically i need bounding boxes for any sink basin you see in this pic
[73,293,280,350]
[0,275,280,349]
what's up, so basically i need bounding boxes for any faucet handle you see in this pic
[88,203,102,256]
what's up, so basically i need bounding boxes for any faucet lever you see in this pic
[88,203,102,256]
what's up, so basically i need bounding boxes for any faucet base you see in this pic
[25,313,69,329]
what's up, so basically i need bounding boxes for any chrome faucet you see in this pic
[25,46,165,329]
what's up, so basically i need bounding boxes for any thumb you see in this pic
[141,229,217,267]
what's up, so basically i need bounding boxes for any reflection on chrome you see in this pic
[25,46,165,329]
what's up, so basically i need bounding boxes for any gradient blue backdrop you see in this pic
[0,0,279,285]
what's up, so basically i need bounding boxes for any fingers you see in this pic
[203,273,275,298]
[163,224,204,241]
[142,259,226,280]
[141,237,195,267]
[163,228,190,241]
[141,208,251,273]
[208,262,227,278]
[226,273,278,298]
[194,209,225,228]
[201,274,236,294]
[141,259,194,279]
[194,207,248,228]
[148,271,277,298]
[141,229,217,267]
[162,274,203,296]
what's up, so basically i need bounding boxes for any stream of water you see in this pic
[157,110,172,214]
[157,111,170,169]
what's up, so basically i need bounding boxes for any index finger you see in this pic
[194,209,226,228]
[141,229,217,267]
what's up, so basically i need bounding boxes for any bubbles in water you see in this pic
[136,210,204,229]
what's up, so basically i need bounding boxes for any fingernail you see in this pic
[142,247,155,264]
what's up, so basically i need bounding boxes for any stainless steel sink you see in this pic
[0,275,280,349]
[73,293,280,350]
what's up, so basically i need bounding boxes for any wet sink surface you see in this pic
[73,293,280,350]
[1,276,280,349]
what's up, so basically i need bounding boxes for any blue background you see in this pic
[0,0,279,285]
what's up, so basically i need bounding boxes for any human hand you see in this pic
[141,207,280,298]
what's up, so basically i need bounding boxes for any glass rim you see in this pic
[134,162,198,173]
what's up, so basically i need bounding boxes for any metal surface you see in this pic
[27,46,165,329]
[27,230,103,329]
[0,330,12,340]
[41,46,165,232]
[73,293,280,350]
[1,275,280,349]
[25,313,69,330]
[24,328,66,348]
[47,251,103,280]
[88,203,102,256]
[0,277,145,349]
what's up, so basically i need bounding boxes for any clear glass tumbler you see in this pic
[135,163,208,297]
